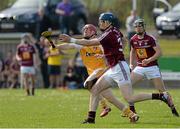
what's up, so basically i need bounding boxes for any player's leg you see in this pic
[113,62,176,115]
[120,83,152,103]
[99,67,122,117]
[120,78,178,117]
[93,85,112,117]
[84,69,111,117]
[30,74,35,95]
[129,71,144,113]
[100,87,138,122]
[151,78,166,92]
[29,67,36,95]
[151,77,179,117]
[83,73,138,124]
[146,66,179,117]
[21,66,31,95]
[23,73,30,96]
[84,74,97,90]
[120,78,176,107]
[111,62,150,109]
[101,62,139,121]
[95,77,139,122]
[84,68,107,89]
[99,97,111,117]
[145,66,166,92]
[131,72,144,86]
[129,66,165,114]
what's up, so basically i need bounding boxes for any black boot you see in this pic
[82,111,96,124]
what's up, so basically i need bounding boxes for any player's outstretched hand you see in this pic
[59,34,71,43]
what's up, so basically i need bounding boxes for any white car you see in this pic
[153,0,180,37]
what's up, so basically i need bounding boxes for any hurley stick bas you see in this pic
[41,31,56,48]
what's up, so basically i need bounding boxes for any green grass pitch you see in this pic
[0,88,180,128]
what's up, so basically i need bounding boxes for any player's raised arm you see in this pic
[59,34,100,46]
[56,43,80,50]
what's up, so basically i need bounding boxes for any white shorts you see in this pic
[132,66,161,80]
[103,61,131,87]
[21,66,35,75]
[84,68,107,88]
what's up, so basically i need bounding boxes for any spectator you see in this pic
[1,50,13,88]
[45,40,63,88]
[9,56,20,89]
[4,50,13,68]
[0,56,4,88]
[1,63,11,88]
[73,52,88,88]
[36,7,51,39]
[126,10,139,49]
[38,36,50,88]
[55,0,73,34]
[62,59,79,89]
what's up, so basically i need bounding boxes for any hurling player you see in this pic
[55,24,112,117]
[129,19,179,117]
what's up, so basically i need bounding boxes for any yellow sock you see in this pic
[100,99,108,109]
[122,107,134,118]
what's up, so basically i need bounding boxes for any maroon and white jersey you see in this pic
[98,27,125,67]
[17,43,36,66]
[130,33,158,67]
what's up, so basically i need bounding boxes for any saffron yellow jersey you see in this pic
[79,45,107,75]
[47,47,62,65]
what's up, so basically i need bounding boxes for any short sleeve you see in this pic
[150,36,157,47]
[129,38,134,48]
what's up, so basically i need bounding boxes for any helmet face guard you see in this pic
[99,12,121,30]
[99,12,115,31]
[99,12,115,23]
[134,19,145,28]
[134,19,146,35]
